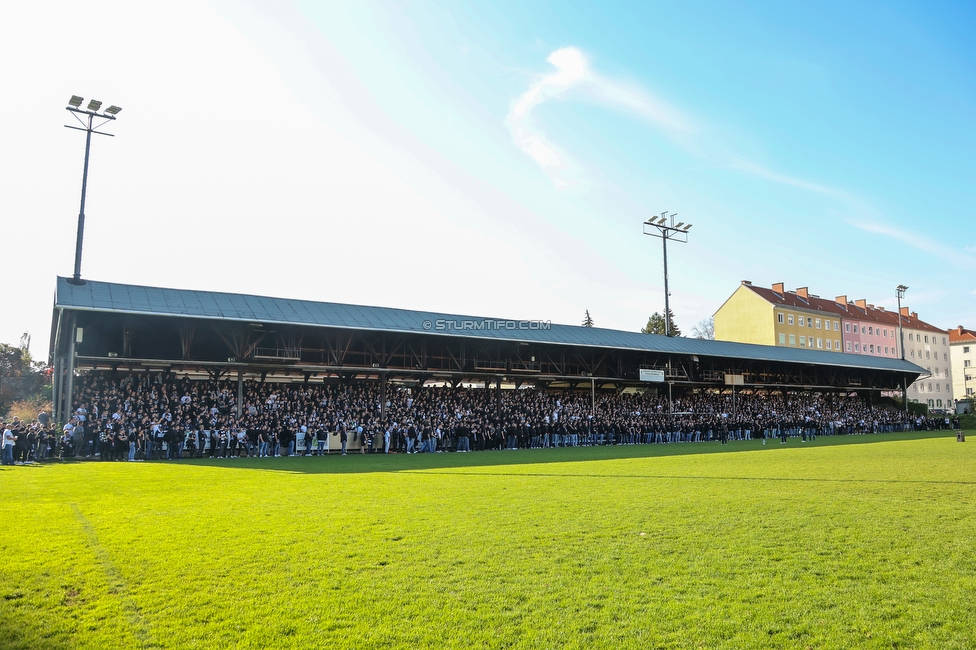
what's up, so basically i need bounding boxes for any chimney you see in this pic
[867,304,875,309]
[796,287,809,299]
[911,312,918,320]
[878,306,885,312]
[771,282,784,294]
[900,307,910,317]
[741,280,752,286]
[835,295,847,305]
[855,299,867,309]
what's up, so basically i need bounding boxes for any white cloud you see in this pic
[507,47,853,202]
[505,46,692,187]
[849,221,976,272]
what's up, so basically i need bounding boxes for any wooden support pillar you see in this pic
[236,366,244,419]
[380,371,388,421]
[495,376,501,418]
[65,318,78,423]
[591,378,595,414]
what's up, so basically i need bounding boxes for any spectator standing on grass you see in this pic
[340,428,348,455]
[128,426,138,461]
[62,419,74,451]
[316,427,327,456]
[3,424,16,465]
[405,423,416,454]
[56,428,71,458]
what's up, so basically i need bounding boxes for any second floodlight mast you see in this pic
[64,95,121,285]
[642,212,692,336]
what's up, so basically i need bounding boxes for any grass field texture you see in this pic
[1,431,974,649]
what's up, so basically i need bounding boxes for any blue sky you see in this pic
[1,0,974,354]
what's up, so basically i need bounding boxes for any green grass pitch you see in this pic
[1,431,974,649]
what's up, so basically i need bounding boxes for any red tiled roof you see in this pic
[949,326,976,343]
[743,284,945,333]
[745,285,850,318]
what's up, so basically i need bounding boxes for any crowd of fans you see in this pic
[1,372,960,465]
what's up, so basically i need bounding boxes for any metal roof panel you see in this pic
[54,277,926,375]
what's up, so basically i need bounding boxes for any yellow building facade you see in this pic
[715,282,844,352]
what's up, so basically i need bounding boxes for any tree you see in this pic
[582,310,594,328]
[641,310,681,337]
[691,317,715,340]
[1,333,48,417]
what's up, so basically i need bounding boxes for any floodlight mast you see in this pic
[896,284,909,412]
[642,212,690,336]
[64,96,121,285]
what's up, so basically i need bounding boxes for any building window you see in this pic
[807,318,813,327]
[778,313,784,324]
[884,347,888,355]
[966,360,972,368]
[789,334,796,346]
[927,399,934,407]
[816,319,822,329]
[834,321,839,331]
[924,335,929,343]
[845,322,850,333]
[870,344,874,353]
[800,336,806,347]
[788,314,794,325]
[779,333,786,344]
[909,333,914,342]
[855,343,860,352]
[798,318,804,327]
[928,383,933,392]
[910,349,914,357]
[826,340,832,350]
[943,337,947,346]
[883,329,888,338]
[926,351,930,359]
[847,341,852,352]
[937,399,943,407]
[868,326,873,335]
[861,326,866,334]
[936,383,940,392]
[964,346,970,353]
[817,338,823,349]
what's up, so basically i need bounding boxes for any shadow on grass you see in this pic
[0,617,73,650]
[158,430,959,476]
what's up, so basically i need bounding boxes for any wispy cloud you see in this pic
[508,46,976,274]
[506,47,691,187]
[850,221,976,271]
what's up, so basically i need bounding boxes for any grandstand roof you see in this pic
[55,277,926,375]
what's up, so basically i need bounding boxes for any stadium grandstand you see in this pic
[49,277,926,427]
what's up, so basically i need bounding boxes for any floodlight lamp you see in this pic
[683,224,692,231]
[87,99,102,112]
[674,222,685,229]
[105,105,121,115]
[68,95,83,108]
[656,216,667,225]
